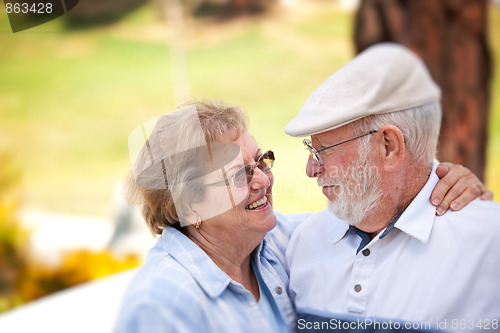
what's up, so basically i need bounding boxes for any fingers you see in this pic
[431,163,470,209]
[431,163,488,216]
[434,162,452,179]
[436,176,481,215]
[480,189,494,201]
[439,179,482,215]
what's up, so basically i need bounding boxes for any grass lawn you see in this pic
[0,3,499,218]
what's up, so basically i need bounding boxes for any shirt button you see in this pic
[354,284,362,293]
[362,249,371,256]
[275,286,283,294]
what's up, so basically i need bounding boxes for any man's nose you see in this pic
[306,155,322,178]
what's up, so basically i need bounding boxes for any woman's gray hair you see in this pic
[353,102,442,165]
[125,99,249,235]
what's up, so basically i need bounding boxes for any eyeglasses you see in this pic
[207,150,275,188]
[303,130,378,166]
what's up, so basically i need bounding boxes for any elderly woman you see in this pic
[114,99,490,333]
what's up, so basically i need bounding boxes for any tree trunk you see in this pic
[354,0,492,180]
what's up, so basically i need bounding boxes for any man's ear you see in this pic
[377,125,405,172]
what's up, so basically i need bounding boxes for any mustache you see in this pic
[317,178,339,187]
[316,164,380,187]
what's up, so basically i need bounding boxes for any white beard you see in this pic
[319,141,382,226]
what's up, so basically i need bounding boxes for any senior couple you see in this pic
[115,43,499,333]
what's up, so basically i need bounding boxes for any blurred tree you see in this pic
[193,0,275,17]
[64,0,146,28]
[225,0,272,16]
[354,0,492,180]
[152,0,275,19]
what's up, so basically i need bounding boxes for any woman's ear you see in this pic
[377,125,405,172]
[183,208,199,227]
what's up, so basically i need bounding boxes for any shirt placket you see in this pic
[228,282,275,332]
[258,256,294,329]
[347,241,376,315]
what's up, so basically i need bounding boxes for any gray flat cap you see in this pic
[285,43,441,137]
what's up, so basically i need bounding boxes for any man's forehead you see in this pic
[311,124,353,142]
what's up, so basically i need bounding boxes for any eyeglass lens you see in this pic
[233,151,274,188]
[303,140,320,163]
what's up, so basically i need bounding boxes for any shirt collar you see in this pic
[391,162,439,243]
[314,210,350,244]
[328,162,439,244]
[157,227,271,299]
[157,227,232,298]
[378,213,402,239]
[255,237,278,264]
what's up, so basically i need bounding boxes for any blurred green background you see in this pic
[0,2,499,220]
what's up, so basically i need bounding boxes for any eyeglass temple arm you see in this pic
[316,130,378,153]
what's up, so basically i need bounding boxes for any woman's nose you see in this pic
[249,167,271,189]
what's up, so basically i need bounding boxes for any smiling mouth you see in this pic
[245,196,268,210]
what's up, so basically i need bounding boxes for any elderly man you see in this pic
[284,43,500,332]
